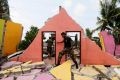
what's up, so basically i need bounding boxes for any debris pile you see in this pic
[1,60,120,80]
[0,61,55,80]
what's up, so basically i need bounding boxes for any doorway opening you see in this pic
[66,31,81,64]
[42,31,56,65]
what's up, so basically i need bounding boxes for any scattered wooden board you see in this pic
[74,74,95,80]
[93,65,109,73]
[0,61,45,75]
[92,66,111,80]
[80,66,99,77]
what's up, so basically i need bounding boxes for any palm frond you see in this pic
[91,26,101,33]
[85,28,93,39]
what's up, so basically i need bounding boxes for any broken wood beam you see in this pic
[92,66,111,80]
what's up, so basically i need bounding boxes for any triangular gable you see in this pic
[16,7,83,62]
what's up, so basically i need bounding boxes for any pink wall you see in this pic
[100,31,115,55]
[99,31,120,56]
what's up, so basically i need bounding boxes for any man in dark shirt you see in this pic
[46,37,53,59]
[57,32,78,69]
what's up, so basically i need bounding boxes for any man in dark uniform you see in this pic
[57,32,78,69]
[46,37,53,59]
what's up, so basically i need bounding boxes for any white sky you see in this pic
[67,32,80,41]
[8,0,100,38]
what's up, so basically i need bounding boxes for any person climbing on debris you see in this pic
[56,32,78,69]
[46,37,53,59]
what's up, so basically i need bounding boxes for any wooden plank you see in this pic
[93,65,108,73]
[92,66,111,80]
[0,61,45,75]
[0,68,31,74]
[0,61,32,74]
[79,66,99,77]
[5,61,32,70]
[12,68,31,73]
[26,61,45,67]
[74,74,95,80]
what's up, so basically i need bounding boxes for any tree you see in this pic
[92,0,120,44]
[0,0,10,20]
[96,0,120,30]
[18,26,39,50]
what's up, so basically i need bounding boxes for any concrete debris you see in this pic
[0,61,120,80]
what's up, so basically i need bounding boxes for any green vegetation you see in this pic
[18,26,39,50]
[86,0,120,47]
[0,0,10,20]
[97,0,120,44]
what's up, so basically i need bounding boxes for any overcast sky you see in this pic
[8,0,100,37]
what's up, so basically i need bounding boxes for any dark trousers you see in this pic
[57,48,78,69]
[47,46,52,57]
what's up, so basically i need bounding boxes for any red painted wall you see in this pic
[16,7,83,63]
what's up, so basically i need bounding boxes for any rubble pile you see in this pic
[0,60,120,80]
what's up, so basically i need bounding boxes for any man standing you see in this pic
[57,32,78,69]
[46,37,53,59]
